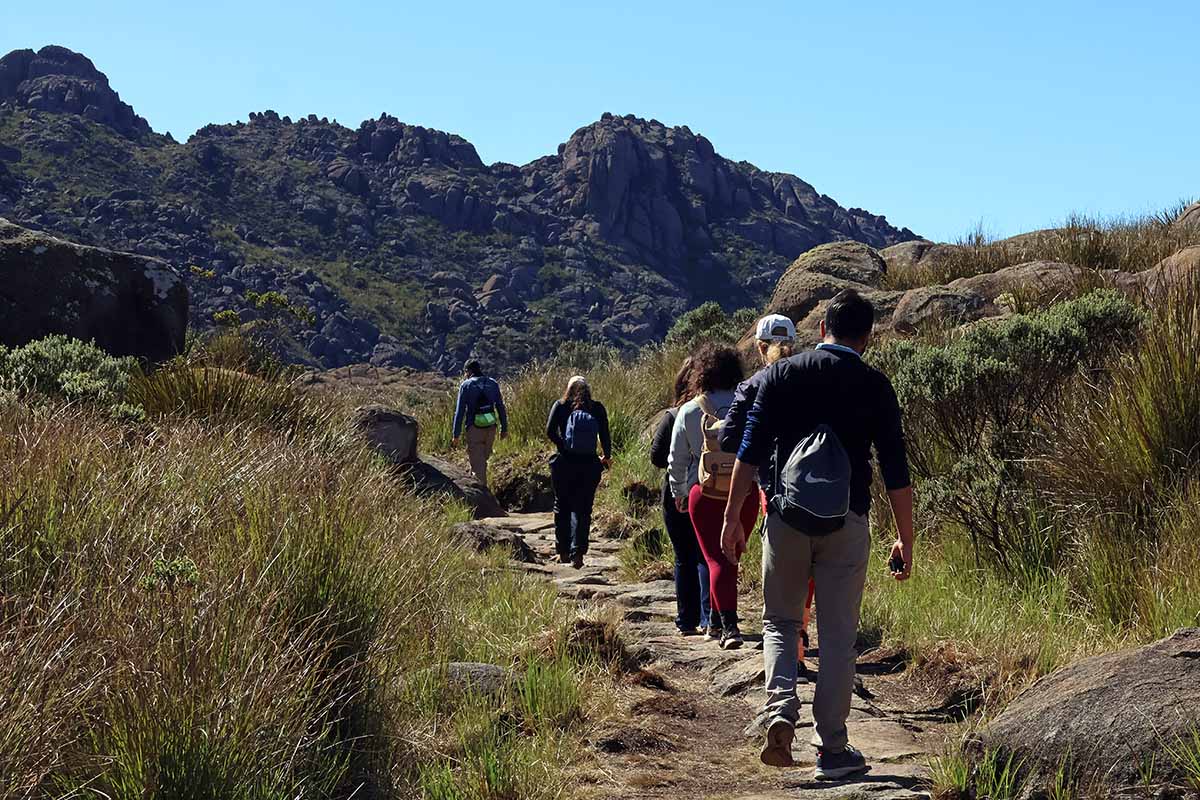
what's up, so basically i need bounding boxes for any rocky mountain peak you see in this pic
[0,45,150,139]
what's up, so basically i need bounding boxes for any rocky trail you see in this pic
[476,512,958,800]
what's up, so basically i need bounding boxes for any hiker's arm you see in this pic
[451,384,467,440]
[719,380,752,454]
[666,409,690,503]
[496,383,509,435]
[887,487,914,581]
[875,375,914,580]
[648,411,673,469]
[545,402,564,450]
[720,459,757,562]
[598,403,613,460]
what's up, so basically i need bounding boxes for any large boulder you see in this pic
[450,521,537,562]
[351,404,505,519]
[879,239,960,277]
[780,240,889,287]
[892,286,989,334]
[1139,246,1200,293]
[1176,201,1200,229]
[0,218,187,362]
[979,628,1200,793]
[949,260,1079,303]
[352,405,419,464]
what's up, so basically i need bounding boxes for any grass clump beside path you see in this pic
[0,340,615,798]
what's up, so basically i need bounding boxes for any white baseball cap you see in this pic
[567,375,588,390]
[755,314,796,342]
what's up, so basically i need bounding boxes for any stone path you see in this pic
[479,512,948,800]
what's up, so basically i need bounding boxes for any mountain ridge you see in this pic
[0,45,919,372]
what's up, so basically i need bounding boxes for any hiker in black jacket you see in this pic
[546,375,612,569]
[649,357,711,636]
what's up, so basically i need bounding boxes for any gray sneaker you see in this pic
[814,744,868,781]
[759,718,795,768]
[702,624,723,641]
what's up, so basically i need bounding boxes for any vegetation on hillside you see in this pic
[0,336,621,799]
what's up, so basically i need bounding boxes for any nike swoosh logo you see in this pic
[803,473,836,484]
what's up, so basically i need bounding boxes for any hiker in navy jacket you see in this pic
[545,375,612,568]
[452,360,508,488]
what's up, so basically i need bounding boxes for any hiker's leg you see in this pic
[762,512,811,726]
[664,487,701,630]
[810,512,870,752]
[465,425,495,486]
[572,458,601,557]
[550,457,572,558]
[689,486,737,618]
[697,554,712,628]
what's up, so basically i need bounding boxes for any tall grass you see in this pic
[884,205,1200,290]
[0,401,602,797]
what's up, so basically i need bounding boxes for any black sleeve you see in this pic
[545,401,565,450]
[720,379,755,454]
[649,410,674,469]
[596,402,613,459]
[871,373,912,491]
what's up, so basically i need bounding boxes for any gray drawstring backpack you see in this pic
[770,424,851,535]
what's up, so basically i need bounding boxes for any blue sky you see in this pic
[4,0,1197,241]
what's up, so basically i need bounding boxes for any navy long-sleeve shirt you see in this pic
[452,376,508,438]
[739,344,911,515]
[720,368,774,488]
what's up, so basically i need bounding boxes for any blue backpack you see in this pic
[563,406,599,454]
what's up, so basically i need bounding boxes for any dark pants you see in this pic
[550,454,602,558]
[662,478,711,630]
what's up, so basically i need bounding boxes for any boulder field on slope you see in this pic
[979,628,1200,794]
[0,45,921,372]
[752,236,1200,347]
[0,217,187,361]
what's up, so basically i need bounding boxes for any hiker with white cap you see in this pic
[545,375,612,568]
[720,313,815,670]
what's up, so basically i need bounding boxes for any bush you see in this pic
[874,291,1145,572]
[0,335,136,405]
[664,302,757,348]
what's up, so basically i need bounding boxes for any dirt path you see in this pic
[480,513,952,800]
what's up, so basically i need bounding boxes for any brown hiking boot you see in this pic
[760,718,796,768]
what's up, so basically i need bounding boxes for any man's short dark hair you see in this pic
[825,289,875,341]
[464,359,483,377]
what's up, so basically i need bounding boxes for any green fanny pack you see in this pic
[473,407,499,428]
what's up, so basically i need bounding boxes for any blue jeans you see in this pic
[662,480,710,630]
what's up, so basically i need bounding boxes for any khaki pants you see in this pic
[761,511,870,752]
[465,425,498,487]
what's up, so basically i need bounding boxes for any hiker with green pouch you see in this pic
[452,359,508,488]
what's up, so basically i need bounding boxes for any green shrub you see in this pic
[874,291,1144,572]
[664,302,757,348]
[0,335,136,405]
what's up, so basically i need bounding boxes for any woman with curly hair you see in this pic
[666,343,759,649]
[546,375,612,568]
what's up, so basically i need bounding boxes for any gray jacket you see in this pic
[667,389,735,500]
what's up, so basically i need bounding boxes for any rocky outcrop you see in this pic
[763,242,903,343]
[948,260,1079,303]
[0,46,149,138]
[0,46,918,372]
[1177,201,1200,229]
[351,404,505,518]
[1140,245,1200,293]
[450,521,537,562]
[880,239,960,277]
[0,217,187,361]
[892,285,988,333]
[979,628,1200,793]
